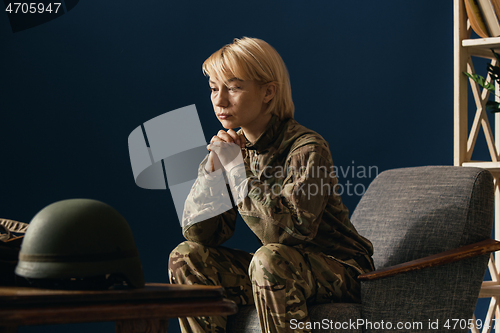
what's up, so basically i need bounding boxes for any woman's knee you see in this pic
[168,241,211,284]
[169,241,206,265]
[169,241,252,288]
[248,243,304,280]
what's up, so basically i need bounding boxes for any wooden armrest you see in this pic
[358,238,500,281]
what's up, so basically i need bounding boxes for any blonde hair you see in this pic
[202,37,294,120]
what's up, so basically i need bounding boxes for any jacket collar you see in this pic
[244,115,288,152]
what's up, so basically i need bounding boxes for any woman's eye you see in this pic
[229,86,241,91]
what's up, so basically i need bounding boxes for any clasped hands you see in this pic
[205,129,246,173]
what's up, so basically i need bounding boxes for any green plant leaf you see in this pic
[486,100,500,113]
[487,63,500,81]
[492,48,500,64]
[464,72,496,92]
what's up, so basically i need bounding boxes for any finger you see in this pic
[205,151,214,172]
[227,129,240,145]
[211,151,222,170]
[210,135,223,144]
[216,130,235,143]
[207,141,222,153]
[208,140,223,151]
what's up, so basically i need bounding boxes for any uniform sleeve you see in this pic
[181,154,237,247]
[226,141,336,245]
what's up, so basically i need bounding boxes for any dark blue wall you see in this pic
[1,1,462,332]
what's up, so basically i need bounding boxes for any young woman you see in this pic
[169,37,374,333]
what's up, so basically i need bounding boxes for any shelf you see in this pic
[463,37,500,58]
[479,281,500,298]
[463,37,500,48]
[462,162,500,173]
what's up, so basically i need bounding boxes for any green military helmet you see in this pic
[15,199,145,289]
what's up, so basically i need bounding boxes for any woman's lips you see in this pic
[218,114,232,120]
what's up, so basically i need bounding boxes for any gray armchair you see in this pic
[227,166,500,333]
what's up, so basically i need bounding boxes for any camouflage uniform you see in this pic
[169,116,374,333]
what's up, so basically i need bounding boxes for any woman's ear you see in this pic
[263,83,277,104]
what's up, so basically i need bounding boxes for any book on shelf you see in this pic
[464,0,500,37]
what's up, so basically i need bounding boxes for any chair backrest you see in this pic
[351,166,494,270]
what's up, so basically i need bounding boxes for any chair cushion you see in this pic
[351,166,493,269]
[352,166,493,333]
[226,305,261,333]
[227,303,362,333]
[361,255,489,333]
[309,303,362,333]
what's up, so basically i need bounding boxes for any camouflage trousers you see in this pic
[168,241,362,333]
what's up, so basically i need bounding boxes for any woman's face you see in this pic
[209,77,272,135]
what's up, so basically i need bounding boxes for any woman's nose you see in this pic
[213,90,228,108]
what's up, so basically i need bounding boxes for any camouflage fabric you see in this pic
[172,115,375,332]
[250,243,362,333]
[182,115,373,267]
[169,241,253,333]
[169,241,362,333]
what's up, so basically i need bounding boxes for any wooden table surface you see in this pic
[0,283,238,333]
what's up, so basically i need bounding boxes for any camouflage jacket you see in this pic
[182,115,374,272]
